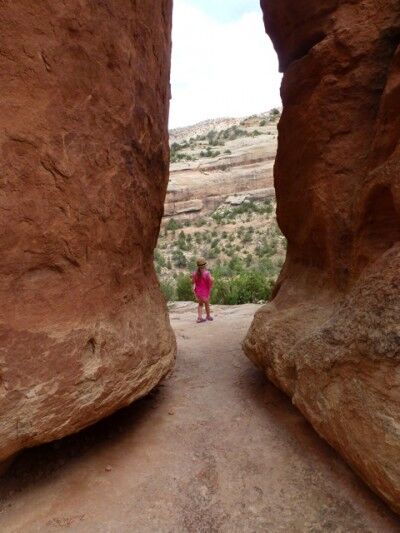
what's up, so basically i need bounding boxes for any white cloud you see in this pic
[169,0,282,128]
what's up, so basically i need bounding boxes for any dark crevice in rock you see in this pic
[282,30,327,71]
[356,185,400,272]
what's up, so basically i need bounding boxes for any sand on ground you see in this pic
[0,303,398,532]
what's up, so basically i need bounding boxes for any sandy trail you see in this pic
[0,304,398,532]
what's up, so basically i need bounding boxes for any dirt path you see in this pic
[0,304,399,532]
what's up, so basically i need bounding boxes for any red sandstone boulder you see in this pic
[245,0,400,513]
[0,0,175,461]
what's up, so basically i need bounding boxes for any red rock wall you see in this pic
[245,0,400,513]
[0,0,175,461]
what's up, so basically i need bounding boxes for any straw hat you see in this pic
[196,257,207,267]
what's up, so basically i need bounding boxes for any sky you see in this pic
[169,0,282,129]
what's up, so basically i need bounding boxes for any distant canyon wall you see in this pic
[0,0,175,461]
[166,134,277,220]
[244,0,400,513]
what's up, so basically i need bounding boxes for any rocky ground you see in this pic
[0,304,398,532]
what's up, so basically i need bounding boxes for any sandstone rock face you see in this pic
[0,1,175,461]
[244,0,400,513]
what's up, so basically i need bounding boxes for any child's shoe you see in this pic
[206,316,213,321]
[197,318,206,323]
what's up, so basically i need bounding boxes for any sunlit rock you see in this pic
[0,0,176,461]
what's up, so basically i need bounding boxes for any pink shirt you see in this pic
[192,270,212,300]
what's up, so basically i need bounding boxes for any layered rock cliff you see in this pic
[166,114,277,220]
[244,0,400,513]
[0,1,175,461]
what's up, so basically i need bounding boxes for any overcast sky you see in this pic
[169,0,282,129]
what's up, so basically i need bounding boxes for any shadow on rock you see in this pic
[241,363,400,523]
[0,385,166,506]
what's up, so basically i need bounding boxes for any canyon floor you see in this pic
[0,304,398,532]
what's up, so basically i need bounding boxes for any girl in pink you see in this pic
[192,257,214,323]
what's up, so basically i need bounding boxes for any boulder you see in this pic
[0,0,175,461]
[244,0,400,513]
[225,195,247,206]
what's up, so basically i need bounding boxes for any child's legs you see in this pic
[197,300,204,318]
[205,299,211,317]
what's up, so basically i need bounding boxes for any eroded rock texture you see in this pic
[0,1,175,461]
[244,0,400,513]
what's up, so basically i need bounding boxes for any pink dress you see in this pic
[192,270,212,301]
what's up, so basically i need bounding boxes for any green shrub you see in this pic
[208,248,219,259]
[154,249,166,267]
[231,272,273,304]
[172,250,187,268]
[171,153,196,163]
[245,254,253,267]
[228,255,244,274]
[176,230,190,251]
[177,239,188,251]
[257,256,274,275]
[200,148,220,158]
[170,140,199,163]
[210,272,273,305]
[160,280,175,301]
[166,218,182,231]
[211,211,225,224]
[176,274,195,301]
[259,119,267,127]
[188,255,197,271]
[241,231,253,243]
[211,277,236,305]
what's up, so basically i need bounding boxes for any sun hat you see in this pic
[196,257,207,267]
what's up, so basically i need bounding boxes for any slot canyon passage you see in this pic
[0,0,400,531]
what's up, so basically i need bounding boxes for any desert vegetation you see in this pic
[170,108,280,163]
[155,198,286,305]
